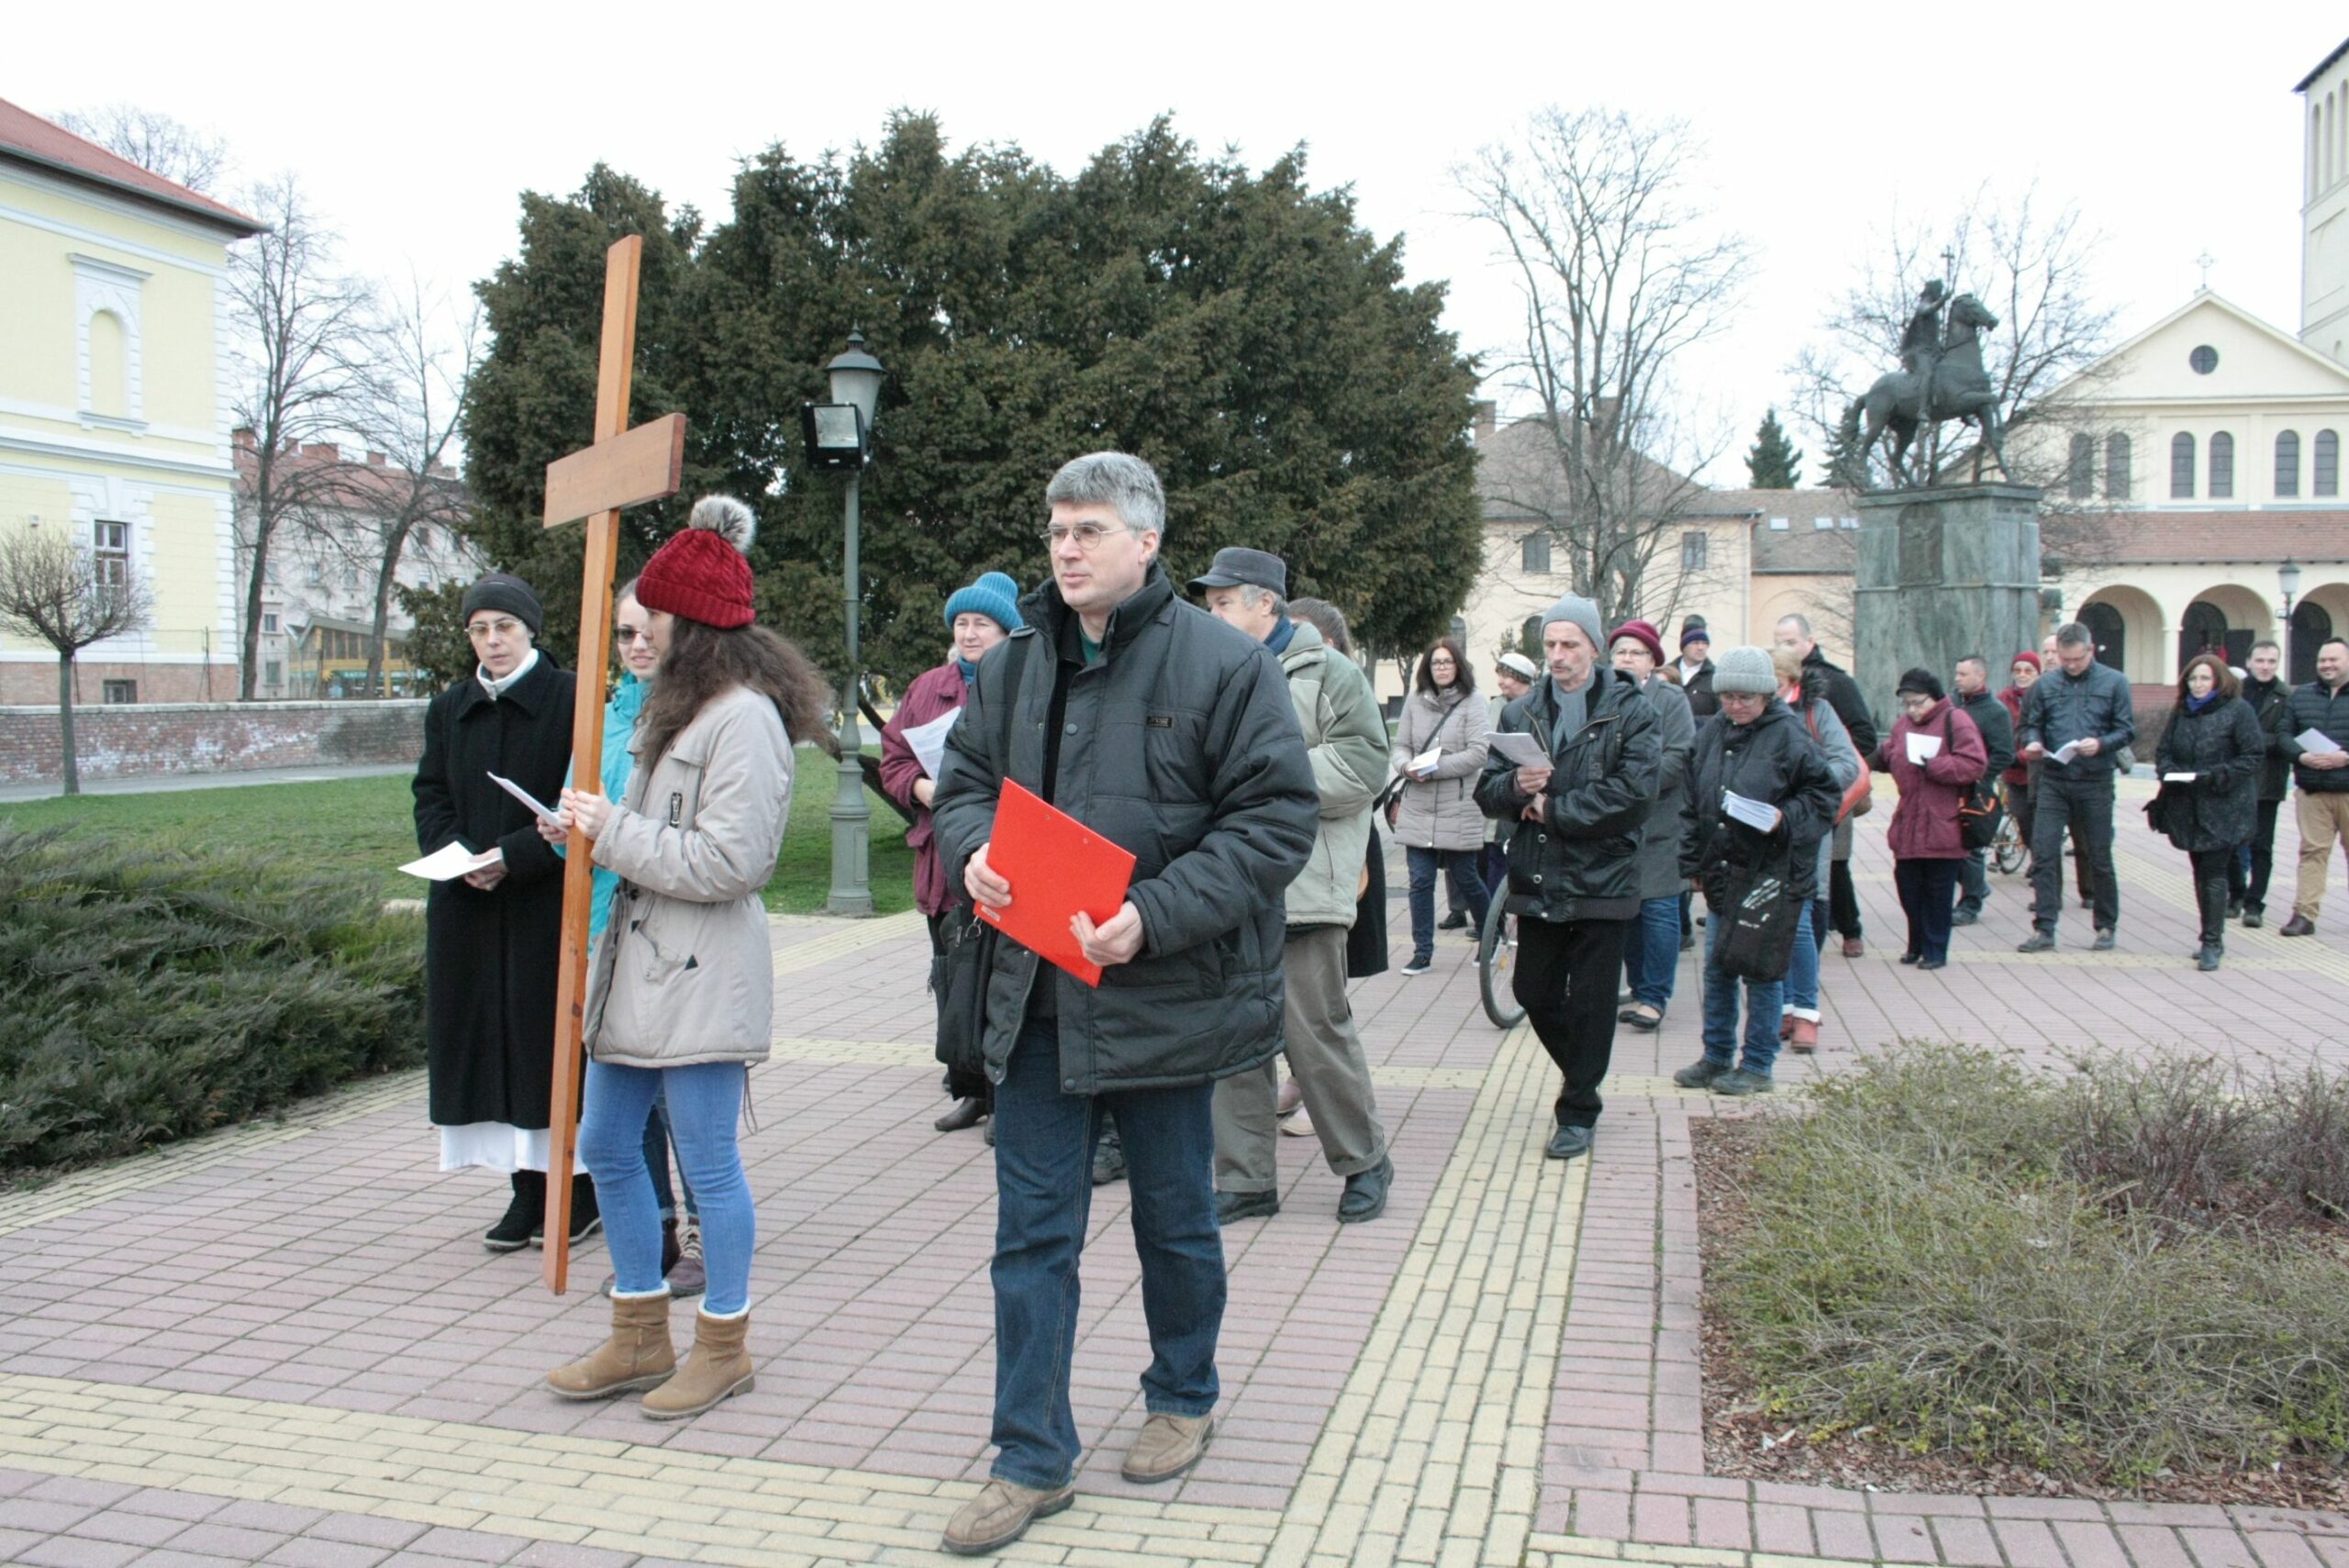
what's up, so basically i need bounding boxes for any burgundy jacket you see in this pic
[1870,699,1989,861]
[877,661,971,917]
[1996,685,2031,787]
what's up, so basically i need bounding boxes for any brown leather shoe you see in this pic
[547,1291,674,1400]
[1841,937,1865,958]
[641,1309,755,1420]
[1121,1412,1212,1484]
[2281,914,2318,938]
[941,1477,1074,1555]
[1787,1018,1820,1053]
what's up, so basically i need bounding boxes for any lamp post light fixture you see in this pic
[2280,557,2303,684]
[803,331,885,916]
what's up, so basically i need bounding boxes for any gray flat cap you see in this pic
[1186,547,1287,597]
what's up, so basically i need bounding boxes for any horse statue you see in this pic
[1847,291,2009,487]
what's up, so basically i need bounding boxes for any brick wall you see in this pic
[0,699,426,786]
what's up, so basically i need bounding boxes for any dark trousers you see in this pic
[2008,780,2033,859]
[1829,858,1864,939]
[928,911,995,1106]
[1408,846,1491,962]
[2030,773,2118,932]
[1893,858,1962,963]
[1511,916,1630,1129]
[2190,849,2235,946]
[2227,799,2283,914]
[1956,847,1988,915]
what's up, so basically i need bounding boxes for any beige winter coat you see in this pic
[1391,686,1491,851]
[583,684,792,1068]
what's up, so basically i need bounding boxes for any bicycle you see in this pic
[1478,895,1525,1029]
[1990,782,2026,874]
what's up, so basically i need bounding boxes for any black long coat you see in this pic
[412,656,576,1129]
[2153,695,2262,853]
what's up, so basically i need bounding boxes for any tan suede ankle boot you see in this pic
[640,1308,754,1420]
[547,1291,675,1400]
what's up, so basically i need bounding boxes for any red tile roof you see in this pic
[0,96,260,236]
[2082,511,2349,564]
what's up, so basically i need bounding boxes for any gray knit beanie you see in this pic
[1541,594,1604,651]
[1712,644,1778,695]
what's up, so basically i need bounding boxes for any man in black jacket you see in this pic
[931,453,1319,1552]
[2232,639,2294,927]
[2017,622,2136,951]
[1776,616,1879,956]
[1675,617,1719,719]
[2281,636,2349,937]
[1475,594,1663,1162]
[1952,654,2017,926]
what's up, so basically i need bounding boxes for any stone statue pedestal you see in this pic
[1853,483,2043,729]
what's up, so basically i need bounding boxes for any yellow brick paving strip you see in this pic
[770,910,928,975]
[0,1373,1288,1565]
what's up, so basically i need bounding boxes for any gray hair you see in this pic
[1238,583,1288,620]
[2055,621,2093,649]
[1288,595,1352,654]
[1044,451,1166,541]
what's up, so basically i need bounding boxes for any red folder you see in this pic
[975,780,1138,987]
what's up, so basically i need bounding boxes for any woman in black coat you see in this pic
[2152,652,2263,973]
[412,573,584,1250]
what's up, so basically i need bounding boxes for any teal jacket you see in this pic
[554,673,647,942]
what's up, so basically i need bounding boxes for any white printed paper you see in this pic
[1722,791,1783,833]
[2296,728,2343,755]
[2162,772,2198,783]
[1486,730,1551,768]
[905,708,963,780]
[490,771,562,826]
[399,841,502,881]
[2045,739,2085,764]
[1408,745,1442,777]
[1904,731,1943,765]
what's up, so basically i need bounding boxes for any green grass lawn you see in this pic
[0,751,916,916]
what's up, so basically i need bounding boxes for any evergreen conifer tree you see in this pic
[1745,407,1802,488]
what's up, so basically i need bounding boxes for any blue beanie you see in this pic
[943,571,1023,634]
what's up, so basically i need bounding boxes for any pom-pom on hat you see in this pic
[1712,645,1777,695]
[943,571,1024,633]
[636,496,757,629]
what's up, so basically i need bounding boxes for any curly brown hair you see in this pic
[634,617,839,769]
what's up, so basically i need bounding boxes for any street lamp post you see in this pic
[802,331,885,916]
[2280,557,2303,685]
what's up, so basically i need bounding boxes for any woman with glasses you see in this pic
[412,573,584,1251]
[1867,668,1989,971]
[1390,637,1492,976]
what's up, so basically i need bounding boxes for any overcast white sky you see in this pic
[13,2,2345,482]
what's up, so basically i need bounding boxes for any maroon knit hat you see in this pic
[1608,618,1666,666]
[637,496,756,628]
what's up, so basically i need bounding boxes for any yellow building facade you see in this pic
[0,98,259,703]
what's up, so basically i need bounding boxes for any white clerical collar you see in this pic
[477,647,540,700]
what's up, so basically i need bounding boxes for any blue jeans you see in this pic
[1620,895,1681,1012]
[1782,901,1822,1018]
[640,1093,699,1223]
[990,1018,1222,1489]
[1407,845,1490,962]
[1700,913,1783,1076]
[579,1061,752,1313]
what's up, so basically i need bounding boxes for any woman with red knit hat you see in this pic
[542,495,832,1421]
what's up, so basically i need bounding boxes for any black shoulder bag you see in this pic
[1947,710,2003,851]
[932,635,1035,1080]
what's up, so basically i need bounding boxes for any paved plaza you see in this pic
[4,777,2348,1568]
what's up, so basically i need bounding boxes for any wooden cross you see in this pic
[538,235,685,1294]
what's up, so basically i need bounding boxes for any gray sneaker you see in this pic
[1673,1057,1731,1089]
[1712,1067,1776,1096]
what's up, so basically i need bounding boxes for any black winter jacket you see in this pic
[2021,660,2135,779]
[2240,674,2293,801]
[2284,679,2349,794]
[2153,695,2262,851]
[1474,666,1663,924]
[1678,700,1844,908]
[1804,647,1878,755]
[1956,689,2016,784]
[1679,659,1720,719]
[930,565,1319,1094]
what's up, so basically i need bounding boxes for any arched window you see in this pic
[2209,432,2234,499]
[2277,430,2302,498]
[2293,601,2334,684]
[2318,430,2340,497]
[1520,615,1543,657]
[86,310,128,418]
[2104,433,2132,501]
[2066,433,2093,499]
[1521,531,1552,573]
[2179,600,2229,673]
[2080,601,2126,673]
[2169,432,2196,498]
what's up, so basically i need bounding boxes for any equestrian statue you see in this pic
[1847,279,2010,488]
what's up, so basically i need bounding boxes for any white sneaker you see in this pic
[1280,1106,1316,1139]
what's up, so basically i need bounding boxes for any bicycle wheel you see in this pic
[1478,896,1526,1029]
[1992,814,2025,874]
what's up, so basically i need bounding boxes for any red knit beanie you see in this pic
[637,496,756,628]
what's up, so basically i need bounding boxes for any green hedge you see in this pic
[0,826,425,1176]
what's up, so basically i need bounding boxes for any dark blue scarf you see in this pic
[1264,617,1297,656]
[2184,687,2221,714]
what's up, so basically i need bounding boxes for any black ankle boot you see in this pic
[484,1170,541,1252]
[529,1173,603,1248]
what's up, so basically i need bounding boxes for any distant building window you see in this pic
[307,561,326,584]
[2188,344,2219,375]
[2066,433,2093,499]
[2104,434,2132,501]
[2210,432,2234,498]
[1682,530,1708,572]
[1448,616,1468,647]
[1812,516,1832,530]
[262,612,280,633]
[101,679,136,704]
[2319,429,2340,496]
[263,661,282,688]
[1767,516,1789,530]
[2277,430,2302,497]
[1839,516,1858,528]
[1520,531,1551,573]
[92,519,128,587]
[2170,432,2196,498]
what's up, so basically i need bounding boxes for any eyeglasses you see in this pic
[1040,521,1131,550]
[614,624,654,645]
[466,617,525,641]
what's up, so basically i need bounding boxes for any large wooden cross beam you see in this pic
[540,234,685,1294]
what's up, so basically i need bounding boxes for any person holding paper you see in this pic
[928,453,1318,1554]
[2280,636,2349,936]
[2231,639,2294,928]
[411,573,583,1253]
[1193,548,1394,1227]
[1951,656,2016,927]
[1770,644,1865,1054]
[544,496,834,1421]
[2153,653,2263,971]
[2016,621,2135,952]
[1865,669,1987,972]
[1475,595,1664,1153]
[1391,637,1492,974]
[1671,647,1842,1096]
[878,570,1022,1135]
[1608,620,1694,1034]
[1776,616,1877,959]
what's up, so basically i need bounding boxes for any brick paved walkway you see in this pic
[2,778,2346,1566]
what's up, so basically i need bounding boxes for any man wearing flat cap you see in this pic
[1192,548,1396,1226]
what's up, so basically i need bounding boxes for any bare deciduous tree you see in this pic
[1458,107,1750,630]
[53,104,231,194]
[0,526,153,795]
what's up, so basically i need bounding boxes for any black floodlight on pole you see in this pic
[808,331,885,916]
